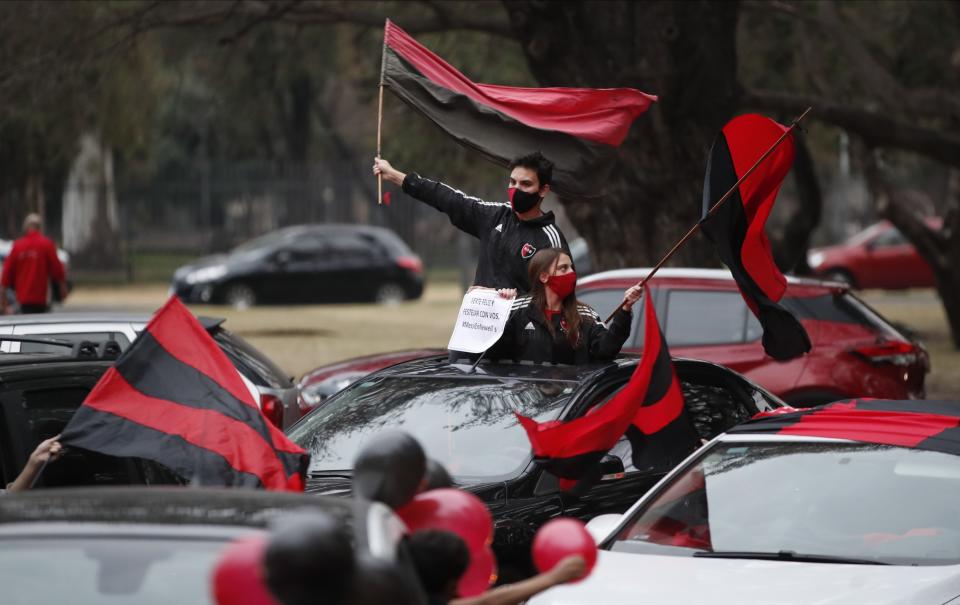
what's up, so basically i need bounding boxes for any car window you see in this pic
[784,293,901,339]
[871,228,907,248]
[289,375,576,481]
[18,332,130,354]
[612,441,960,565]
[663,290,748,346]
[3,383,179,487]
[327,235,380,260]
[211,329,291,389]
[0,537,229,603]
[577,289,624,320]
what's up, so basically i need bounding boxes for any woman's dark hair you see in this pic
[527,248,582,348]
[509,151,554,188]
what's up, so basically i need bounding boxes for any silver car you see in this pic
[0,313,299,429]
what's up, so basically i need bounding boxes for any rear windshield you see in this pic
[785,293,903,339]
[212,329,291,389]
[0,536,233,604]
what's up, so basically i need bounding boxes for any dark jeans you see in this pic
[19,304,49,314]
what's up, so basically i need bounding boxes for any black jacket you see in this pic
[488,296,633,364]
[402,174,570,293]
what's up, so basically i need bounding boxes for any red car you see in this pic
[807,219,940,289]
[297,348,444,416]
[577,268,928,406]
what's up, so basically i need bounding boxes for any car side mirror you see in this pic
[274,250,292,265]
[599,454,625,481]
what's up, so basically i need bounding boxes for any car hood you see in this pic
[530,550,960,605]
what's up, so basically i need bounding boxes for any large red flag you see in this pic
[700,114,811,361]
[381,19,656,199]
[62,296,308,491]
[516,288,698,483]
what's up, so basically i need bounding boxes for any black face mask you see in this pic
[509,187,542,214]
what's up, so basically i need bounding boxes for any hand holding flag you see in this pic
[61,297,308,491]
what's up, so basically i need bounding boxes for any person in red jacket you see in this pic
[1,214,68,314]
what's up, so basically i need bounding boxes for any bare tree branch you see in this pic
[116,0,512,39]
[743,88,960,169]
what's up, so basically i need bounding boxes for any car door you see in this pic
[323,233,389,302]
[863,228,934,289]
[276,234,332,303]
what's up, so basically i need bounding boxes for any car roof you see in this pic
[579,267,847,291]
[0,312,225,329]
[727,399,960,455]
[0,487,355,530]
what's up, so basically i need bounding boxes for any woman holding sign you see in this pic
[488,248,641,364]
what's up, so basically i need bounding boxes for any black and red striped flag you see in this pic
[700,114,811,361]
[381,19,656,199]
[61,297,308,491]
[732,399,960,455]
[516,288,699,484]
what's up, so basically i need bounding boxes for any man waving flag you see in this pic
[380,19,656,199]
[62,297,308,491]
[516,288,699,486]
[700,114,811,361]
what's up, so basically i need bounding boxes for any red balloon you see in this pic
[396,488,493,551]
[211,534,280,605]
[532,518,597,583]
[457,545,497,597]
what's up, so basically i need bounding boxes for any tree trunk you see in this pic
[505,0,740,269]
[772,131,822,274]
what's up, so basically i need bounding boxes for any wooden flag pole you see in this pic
[377,84,384,205]
[602,106,813,324]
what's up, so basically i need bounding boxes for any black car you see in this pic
[287,355,784,577]
[0,487,407,604]
[171,224,424,308]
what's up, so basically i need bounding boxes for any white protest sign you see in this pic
[447,289,514,354]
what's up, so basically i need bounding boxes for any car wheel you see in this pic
[375,283,405,305]
[225,283,257,310]
[824,269,856,288]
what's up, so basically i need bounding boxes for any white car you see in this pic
[531,401,960,605]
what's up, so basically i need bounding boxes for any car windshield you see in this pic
[611,440,960,565]
[288,375,576,481]
[230,228,302,254]
[0,535,234,604]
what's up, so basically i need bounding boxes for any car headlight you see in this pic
[185,265,228,284]
[807,252,825,269]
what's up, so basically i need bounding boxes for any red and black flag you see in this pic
[732,399,960,456]
[381,19,656,199]
[516,288,699,484]
[61,297,308,491]
[699,114,811,361]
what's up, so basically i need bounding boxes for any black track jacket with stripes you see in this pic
[487,296,633,364]
[403,174,570,293]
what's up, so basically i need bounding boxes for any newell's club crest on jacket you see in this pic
[516,287,699,485]
[700,114,811,361]
[61,296,309,491]
[520,243,537,259]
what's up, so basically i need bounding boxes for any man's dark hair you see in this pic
[509,151,554,188]
[407,530,470,595]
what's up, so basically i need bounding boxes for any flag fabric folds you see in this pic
[380,19,656,199]
[516,288,699,483]
[62,297,308,491]
[731,399,960,456]
[699,113,811,361]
